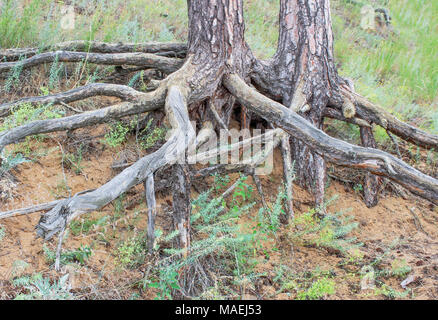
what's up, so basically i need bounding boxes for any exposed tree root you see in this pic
[145,174,157,253]
[224,74,438,205]
[172,163,192,255]
[339,88,438,149]
[0,51,183,76]
[36,84,195,240]
[360,126,381,207]
[0,83,144,117]
[0,86,167,151]
[1,0,438,262]
[280,135,295,220]
[0,41,187,61]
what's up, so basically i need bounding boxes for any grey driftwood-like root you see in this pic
[280,135,295,220]
[224,74,438,205]
[0,85,167,151]
[0,83,144,117]
[0,41,187,61]
[35,83,195,240]
[145,174,157,253]
[0,51,183,76]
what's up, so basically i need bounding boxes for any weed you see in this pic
[13,273,72,300]
[0,103,64,132]
[70,215,109,236]
[296,277,336,300]
[103,121,132,148]
[43,244,92,266]
[391,259,412,279]
[63,144,85,175]
[115,234,147,268]
[138,118,167,150]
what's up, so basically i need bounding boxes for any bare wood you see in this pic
[280,135,295,220]
[145,174,157,253]
[0,200,59,220]
[0,41,187,61]
[172,163,192,254]
[0,83,144,117]
[251,171,268,210]
[224,74,438,205]
[0,51,183,76]
[360,126,381,207]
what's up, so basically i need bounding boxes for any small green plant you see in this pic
[138,118,167,150]
[13,273,72,300]
[70,215,109,236]
[213,174,231,192]
[103,121,132,148]
[0,151,29,177]
[115,235,146,268]
[63,144,85,175]
[374,283,409,300]
[0,102,64,132]
[391,259,412,279]
[43,244,92,266]
[291,201,360,255]
[296,277,336,300]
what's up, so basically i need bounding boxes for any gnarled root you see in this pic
[224,74,438,205]
[0,83,144,117]
[36,84,195,240]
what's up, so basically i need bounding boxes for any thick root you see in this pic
[36,85,195,240]
[224,74,438,205]
[0,86,167,151]
[0,51,183,76]
[0,83,144,117]
[0,41,187,61]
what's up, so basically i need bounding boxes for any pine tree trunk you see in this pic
[254,0,344,210]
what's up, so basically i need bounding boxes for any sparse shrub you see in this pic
[115,234,147,268]
[391,259,412,279]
